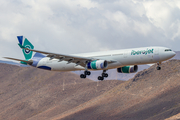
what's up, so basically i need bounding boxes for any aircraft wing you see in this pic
[21,47,117,66]
[22,47,95,66]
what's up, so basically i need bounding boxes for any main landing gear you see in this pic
[98,70,108,81]
[80,71,91,79]
[156,62,161,70]
[80,70,108,81]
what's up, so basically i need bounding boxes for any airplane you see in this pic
[4,36,176,81]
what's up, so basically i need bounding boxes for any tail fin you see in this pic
[17,36,34,60]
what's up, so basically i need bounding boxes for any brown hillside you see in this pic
[174,51,180,60]
[54,59,180,120]
[0,63,124,120]
[165,113,180,120]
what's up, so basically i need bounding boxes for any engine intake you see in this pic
[117,65,138,73]
[87,60,108,70]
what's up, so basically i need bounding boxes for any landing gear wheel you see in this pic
[84,71,91,76]
[98,76,104,81]
[83,75,86,78]
[156,62,161,70]
[157,66,161,70]
[80,74,84,78]
[80,74,86,79]
[84,71,88,75]
[87,71,91,75]
[102,73,108,78]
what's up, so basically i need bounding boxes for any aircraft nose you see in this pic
[171,51,176,58]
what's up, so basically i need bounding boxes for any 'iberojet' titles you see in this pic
[131,49,154,55]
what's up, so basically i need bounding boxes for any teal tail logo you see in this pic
[17,36,34,60]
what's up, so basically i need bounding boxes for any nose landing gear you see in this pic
[156,62,161,70]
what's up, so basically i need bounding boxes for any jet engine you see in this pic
[117,65,138,73]
[87,60,108,70]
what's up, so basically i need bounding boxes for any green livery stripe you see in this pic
[91,60,97,69]
[122,66,130,73]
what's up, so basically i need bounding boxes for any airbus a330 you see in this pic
[4,36,176,80]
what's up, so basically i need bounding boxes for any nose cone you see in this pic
[170,51,176,58]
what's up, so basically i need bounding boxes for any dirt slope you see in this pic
[54,59,180,120]
[1,60,180,120]
[0,63,123,120]
[174,51,180,60]
[165,113,180,120]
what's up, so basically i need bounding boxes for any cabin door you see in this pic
[154,48,160,61]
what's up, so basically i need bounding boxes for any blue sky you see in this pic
[1,0,180,60]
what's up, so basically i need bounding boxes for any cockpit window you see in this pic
[165,49,172,51]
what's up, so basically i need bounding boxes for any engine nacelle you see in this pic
[87,60,108,70]
[117,65,138,73]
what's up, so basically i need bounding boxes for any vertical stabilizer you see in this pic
[17,36,34,60]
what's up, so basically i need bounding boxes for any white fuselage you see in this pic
[35,46,176,71]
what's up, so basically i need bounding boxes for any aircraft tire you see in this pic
[80,74,86,78]
[102,73,108,78]
[157,66,161,70]
[98,76,104,81]
[84,71,88,75]
[84,71,91,76]
[104,73,108,78]
[87,71,91,75]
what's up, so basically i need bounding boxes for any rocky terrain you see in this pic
[0,59,180,120]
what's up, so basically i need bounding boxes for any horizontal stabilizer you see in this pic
[18,43,26,49]
[4,57,33,65]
